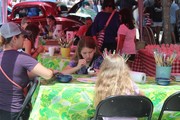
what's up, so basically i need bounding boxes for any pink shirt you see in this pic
[118,24,136,54]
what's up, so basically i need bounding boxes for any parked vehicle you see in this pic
[8,1,88,31]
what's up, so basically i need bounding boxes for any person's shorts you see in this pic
[152,22,163,27]
[170,24,175,32]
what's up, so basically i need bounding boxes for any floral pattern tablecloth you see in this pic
[37,53,70,71]
[29,76,180,120]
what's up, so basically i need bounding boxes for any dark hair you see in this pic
[85,17,92,21]
[46,15,56,25]
[119,8,135,29]
[73,36,100,62]
[25,23,40,48]
[58,4,68,11]
[102,0,115,10]
[82,1,90,7]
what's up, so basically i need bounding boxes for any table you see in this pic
[131,49,180,76]
[29,76,180,120]
[38,53,71,71]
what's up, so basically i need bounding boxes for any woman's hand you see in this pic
[94,69,99,74]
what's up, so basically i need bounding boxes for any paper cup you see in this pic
[48,46,55,56]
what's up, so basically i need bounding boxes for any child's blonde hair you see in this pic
[94,54,135,106]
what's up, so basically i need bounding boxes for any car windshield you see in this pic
[14,7,43,19]
[66,0,97,21]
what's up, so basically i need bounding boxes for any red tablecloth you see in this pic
[131,49,180,76]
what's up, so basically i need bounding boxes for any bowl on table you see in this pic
[55,73,72,83]
[156,77,170,86]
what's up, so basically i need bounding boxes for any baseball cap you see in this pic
[0,22,28,39]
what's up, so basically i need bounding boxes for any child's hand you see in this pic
[77,59,86,69]
[94,69,99,74]
[88,69,99,76]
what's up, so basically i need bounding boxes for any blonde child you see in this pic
[95,54,142,120]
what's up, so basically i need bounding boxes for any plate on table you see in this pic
[76,77,97,83]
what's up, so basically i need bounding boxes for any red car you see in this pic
[8,1,86,31]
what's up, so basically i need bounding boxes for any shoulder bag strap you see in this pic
[0,66,23,89]
[104,10,116,28]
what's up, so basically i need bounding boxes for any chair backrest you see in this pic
[146,26,156,45]
[94,95,153,120]
[158,91,180,120]
[15,79,39,120]
[142,26,151,45]
[142,26,156,45]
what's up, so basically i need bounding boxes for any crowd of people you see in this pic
[2,0,176,120]
[143,0,180,44]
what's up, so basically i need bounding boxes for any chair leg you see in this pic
[158,111,164,120]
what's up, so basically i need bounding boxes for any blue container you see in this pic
[55,74,72,83]
[156,65,172,86]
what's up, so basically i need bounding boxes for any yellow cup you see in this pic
[48,32,53,37]
[61,47,71,58]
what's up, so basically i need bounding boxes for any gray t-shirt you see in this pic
[0,50,38,112]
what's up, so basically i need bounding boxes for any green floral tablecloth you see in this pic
[38,53,70,71]
[29,76,180,120]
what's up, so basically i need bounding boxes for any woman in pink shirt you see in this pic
[117,8,136,62]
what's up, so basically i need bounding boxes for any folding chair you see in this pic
[143,26,156,45]
[158,91,180,120]
[15,79,40,120]
[94,95,153,120]
[146,26,156,45]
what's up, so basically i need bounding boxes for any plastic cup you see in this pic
[61,47,70,58]
[155,65,172,86]
[48,46,55,56]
